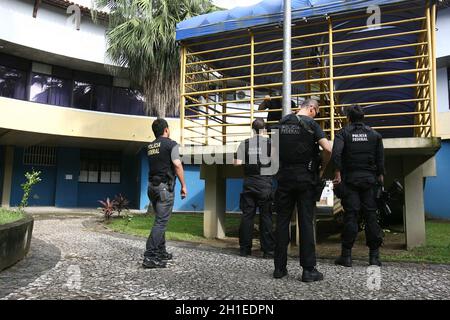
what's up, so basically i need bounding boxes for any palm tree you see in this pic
[93,0,218,117]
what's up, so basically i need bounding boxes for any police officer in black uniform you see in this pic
[332,105,385,267]
[273,99,332,282]
[234,118,275,258]
[258,95,297,129]
[142,118,187,269]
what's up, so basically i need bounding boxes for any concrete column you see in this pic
[1,146,14,208]
[403,157,427,249]
[202,165,226,239]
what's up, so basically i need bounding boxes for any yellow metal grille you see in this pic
[179,3,437,146]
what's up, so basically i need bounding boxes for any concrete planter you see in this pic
[0,214,34,271]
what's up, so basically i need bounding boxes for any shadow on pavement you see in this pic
[0,238,61,298]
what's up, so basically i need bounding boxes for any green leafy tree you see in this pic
[93,0,218,117]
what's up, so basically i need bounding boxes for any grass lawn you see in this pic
[382,221,450,264]
[107,213,242,242]
[106,213,450,264]
[0,209,24,225]
[315,220,450,264]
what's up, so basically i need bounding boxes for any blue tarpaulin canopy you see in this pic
[176,0,411,41]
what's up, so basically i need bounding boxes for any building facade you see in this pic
[0,0,243,212]
[424,5,450,220]
[0,0,448,220]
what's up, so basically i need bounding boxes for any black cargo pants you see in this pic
[341,176,383,250]
[274,169,317,270]
[239,177,275,253]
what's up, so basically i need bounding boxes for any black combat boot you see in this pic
[301,267,324,283]
[369,248,382,266]
[142,257,167,269]
[273,268,288,279]
[240,248,251,257]
[159,251,173,261]
[335,247,352,267]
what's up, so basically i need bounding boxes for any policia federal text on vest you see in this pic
[332,105,385,268]
[143,119,187,269]
[234,118,275,258]
[272,99,332,283]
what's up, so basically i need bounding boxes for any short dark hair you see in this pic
[152,118,169,138]
[346,105,365,123]
[252,118,265,134]
[301,99,319,109]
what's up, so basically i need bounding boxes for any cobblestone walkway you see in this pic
[1,217,449,300]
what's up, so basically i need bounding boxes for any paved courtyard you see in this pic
[1,216,450,300]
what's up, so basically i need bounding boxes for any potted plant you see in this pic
[0,170,41,271]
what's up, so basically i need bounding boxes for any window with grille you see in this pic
[79,150,121,184]
[23,146,57,166]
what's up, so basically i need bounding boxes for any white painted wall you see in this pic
[437,67,450,113]
[436,7,450,136]
[437,7,450,59]
[0,0,110,65]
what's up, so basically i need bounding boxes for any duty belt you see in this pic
[281,162,310,169]
[150,175,168,186]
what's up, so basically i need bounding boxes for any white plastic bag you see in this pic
[320,180,334,206]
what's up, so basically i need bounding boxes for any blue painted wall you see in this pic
[171,168,243,212]
[7,145,245,211]
[172,169,242,212]
[425,141,450,220]
[9,147,140,208]
[138,160,243,212]
[138,161,207,211]
[77,153,138,208]
[226,179,243,212]
[5,140,449,218]
[139,148,149,210]
[10,147,57,206]
[55,148,80,207]
[174,165,205,212]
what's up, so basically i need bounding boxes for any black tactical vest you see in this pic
[243,136,271,176]
[342,123,378,172]
[278,114,318,167]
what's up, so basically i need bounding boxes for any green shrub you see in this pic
[19,170,42,212]
[0,209,24,225]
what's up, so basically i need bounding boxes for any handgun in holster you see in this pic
[151,175,162,186]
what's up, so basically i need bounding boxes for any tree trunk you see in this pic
[143,70,180,118]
